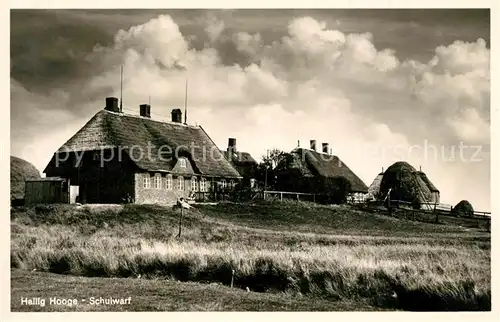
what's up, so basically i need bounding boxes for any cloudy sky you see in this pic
[10,9,490,210]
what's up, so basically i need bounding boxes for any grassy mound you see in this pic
[10,202,491,311]
[10,156,40,201]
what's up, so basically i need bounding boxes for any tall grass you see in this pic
[10,203,491,311]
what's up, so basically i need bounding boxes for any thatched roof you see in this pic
[378,161,439,203]
[222,150,257,165]
[283,148,368,193]
[11,156,41,200]
[44,110,241,178]
[367,173,384,198]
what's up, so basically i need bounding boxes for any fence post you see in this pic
[280,192,283,201]
[177,206,183,238]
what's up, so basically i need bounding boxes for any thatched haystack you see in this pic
[378,161,439,207]
[452,200,474,217]
[11,156,41,202]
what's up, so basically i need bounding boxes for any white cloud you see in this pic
[204,14,225,43]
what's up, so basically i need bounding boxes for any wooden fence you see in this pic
[263,190,317,202]
[357,199,491,232]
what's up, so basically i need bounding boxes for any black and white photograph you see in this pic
[6,6,494,315]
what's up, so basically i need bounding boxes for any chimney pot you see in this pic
[322,143,329,154]
[105,97,120,112]
[140,104,151,118]
[228,138,237,152]
[171,109,182,123]
[310,140,316,151]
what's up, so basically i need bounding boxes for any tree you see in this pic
[255,149,290,190]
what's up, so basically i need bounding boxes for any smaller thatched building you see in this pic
[25,177,70,206]
[274,140,368,202]
[221,138,258,189]
[368,161,440,207]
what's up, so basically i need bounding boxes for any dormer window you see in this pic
[179,158,187,168]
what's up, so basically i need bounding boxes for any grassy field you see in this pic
[10,201,491,311]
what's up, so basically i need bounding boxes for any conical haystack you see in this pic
[452,200,474,217]
[10,156,41,201]
[378,161,439,206]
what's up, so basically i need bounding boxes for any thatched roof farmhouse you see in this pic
[369,161,440,206]
[44,97,241,205]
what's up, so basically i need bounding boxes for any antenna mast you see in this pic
[120,65,123,112]
[184,74,188,124]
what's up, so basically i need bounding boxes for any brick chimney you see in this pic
[140,104,151,118]
[228,138,237,153]
[322,143,329,154]
[171,109,182,123]
[104,97,120,112]
[310,140,316,151]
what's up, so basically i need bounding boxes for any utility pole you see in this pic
[184,72,188,124]
[120,65,123,112]
[264,149,269,193]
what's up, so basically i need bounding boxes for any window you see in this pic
[229,180,235,189]
[191,177,198,191]
[178,176,184,191]
[143,174,151,189]
[179,158,186,168]
[154,174,161,189]
[165,174,172,190]
[200,178,206,192]
[221,179,227,189]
